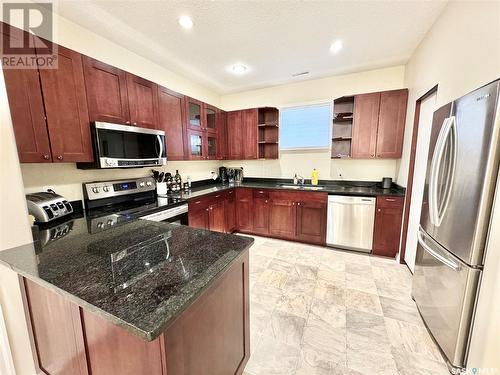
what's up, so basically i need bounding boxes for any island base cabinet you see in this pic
[163,251,250,375]
[21,250,250,375]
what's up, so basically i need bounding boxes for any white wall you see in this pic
[396,1,500,369]
[220,66,406,182]
[397,0,500,186]
[404,92,436,272]
[0,68,38,375]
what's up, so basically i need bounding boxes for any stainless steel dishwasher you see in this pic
[326,195,376,253]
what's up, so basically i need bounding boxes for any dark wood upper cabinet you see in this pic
[186,129,206,160]
[205,104,217,133]
[83,57,130,124]
[236,188,253,232]
[158,87,186,160]
[2,27,52,163]
[252,190,270,235]
[227,111,244,159]
[186,97,204,130]
[216,110,227,160]
[376,89,408,158]
[242,109,258,159]
[39,45,93,163]
[350,89,408,159]
[126,74,159,129]
[351,92,380,159]
[372,196,404,258]
[295,200,327,245]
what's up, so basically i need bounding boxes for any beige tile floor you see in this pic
[243,235,449,375]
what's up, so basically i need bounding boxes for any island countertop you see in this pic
[0,217,254,341]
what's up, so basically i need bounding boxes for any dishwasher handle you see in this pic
[328,195,375,205]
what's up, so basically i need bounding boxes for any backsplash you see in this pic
[222,150,398,182]
[21,161,222,201]
[21,153,399,202]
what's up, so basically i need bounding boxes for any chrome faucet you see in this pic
[296,174,305,185]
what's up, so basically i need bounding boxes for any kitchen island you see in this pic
[0,217,253,375]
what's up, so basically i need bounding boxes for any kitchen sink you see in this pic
[277,184,325,190]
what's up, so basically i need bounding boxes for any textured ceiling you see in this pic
[54,1,447,94]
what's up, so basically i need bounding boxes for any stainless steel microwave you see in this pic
[77,122,166,169]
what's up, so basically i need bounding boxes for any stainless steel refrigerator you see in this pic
[412,79,500,371]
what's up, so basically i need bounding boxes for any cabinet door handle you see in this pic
[57,155,63,160]
[133,122,137,126]
[297,202,301,206]
[371,154,375,158]
[125,121,130,124]
[265,200,268,203]
[377,209,381,212]
[215,195,221,198]
[194,201,201,204]
[42,154,50,160]
[385,198,396,202]
[292,202,295,205]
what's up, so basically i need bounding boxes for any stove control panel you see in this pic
[84,177,156,201]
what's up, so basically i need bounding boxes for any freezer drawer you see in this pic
[412,226,481,369]
[326,195,375,252]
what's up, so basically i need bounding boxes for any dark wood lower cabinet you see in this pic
[22,250,250,375]
[209,199,226,232]
[296,200,327,245]
[269,196,297,240]
[225,190,237,233]
[235,188,253,233]
[252,190,270,235]
[372,196,404,257]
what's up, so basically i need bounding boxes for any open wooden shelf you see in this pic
[332,96,354,159]
[258,107,279,159]
[332,137,352,141]
[333,117,353,123]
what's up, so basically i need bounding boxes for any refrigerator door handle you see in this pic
[429,116,454,226]
[436,116,458,226]
[417,228,461,271]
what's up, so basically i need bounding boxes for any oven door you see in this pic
[94,122,166,168]
[139,204,188,225]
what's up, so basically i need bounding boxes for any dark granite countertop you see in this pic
[0,217,253,341]
[179,178,405,200]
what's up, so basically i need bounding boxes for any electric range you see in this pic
[83,177,188,233]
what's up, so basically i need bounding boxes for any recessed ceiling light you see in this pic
[178,16,193,29]
[230,64,248,75]
[330,40,343,54]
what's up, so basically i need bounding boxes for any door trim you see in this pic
[399,85,438,267]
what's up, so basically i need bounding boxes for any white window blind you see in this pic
[280,103,331,149]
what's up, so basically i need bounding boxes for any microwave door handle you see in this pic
[417,229,461,271]
[156,135,163,158]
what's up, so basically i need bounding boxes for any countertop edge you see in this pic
[0,236,254,342]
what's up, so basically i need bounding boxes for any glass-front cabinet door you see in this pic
[187,97,204,130]
[187,129,206,159]
[207,135,217,159]
[205,105,217,133]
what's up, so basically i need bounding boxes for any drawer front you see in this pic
[376,196,404,209]
[253,189,269,199]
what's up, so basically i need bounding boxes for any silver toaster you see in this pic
[26,191,73,223]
